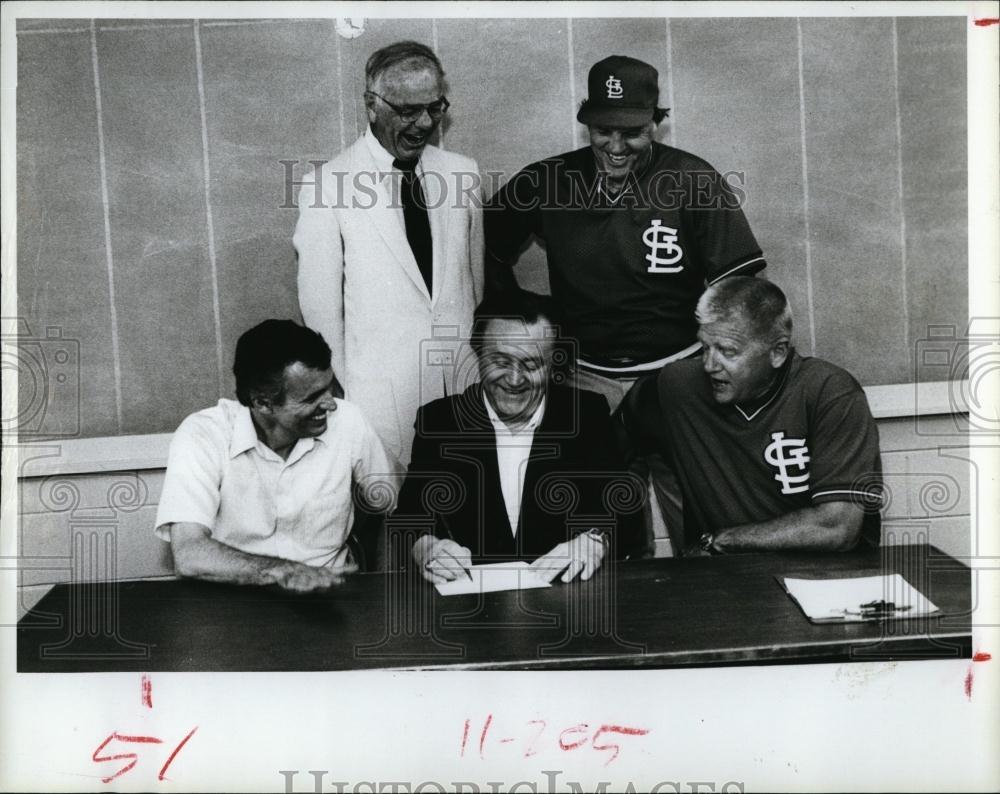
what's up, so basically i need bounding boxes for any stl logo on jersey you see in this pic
[763,431,810,495]
[644,219,684,273]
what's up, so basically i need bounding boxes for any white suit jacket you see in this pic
[294,135,484,466]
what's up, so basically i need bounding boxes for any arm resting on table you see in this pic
[166,522,349,592]
[714,501,864,554]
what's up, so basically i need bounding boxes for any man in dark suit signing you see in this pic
[394,290,642,585]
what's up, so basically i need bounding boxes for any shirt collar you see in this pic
[230,404,326,460]
[482,391,546,434]
[733,351,796,422]
[230,404,260,458]
[364,126,423,174]
[594,147,654,202]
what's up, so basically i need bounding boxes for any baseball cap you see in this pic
[576,55,667,127]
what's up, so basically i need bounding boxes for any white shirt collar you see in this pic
[232,403,328,462]
[363,126,424,174]
[230,404,260,458]
[482,391,546,434]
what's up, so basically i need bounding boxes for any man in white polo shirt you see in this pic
[155,320,397,593]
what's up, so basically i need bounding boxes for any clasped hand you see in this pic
[271,560,357,593]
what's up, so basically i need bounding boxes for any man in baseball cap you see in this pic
[576,55,670,194]
[484,54,768,556]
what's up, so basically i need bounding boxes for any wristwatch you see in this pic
[698,532,721,556]
[582,527,611,550]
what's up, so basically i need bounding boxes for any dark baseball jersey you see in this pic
[485,143,766,364]
[624,352,882,548]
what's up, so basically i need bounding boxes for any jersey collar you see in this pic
[733,352,796,422]
[593,146,655,204]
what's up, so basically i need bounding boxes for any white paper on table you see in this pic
[781,573,940,622]
[434,561,552,596]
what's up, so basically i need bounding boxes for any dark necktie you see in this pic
[393,158,433,296]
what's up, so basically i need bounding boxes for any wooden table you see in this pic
[17,544,971,671]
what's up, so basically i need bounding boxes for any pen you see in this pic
[835,600,913,619]
[859,599,908,612]
[436,529,474,582]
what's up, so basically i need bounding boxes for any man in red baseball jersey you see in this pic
[620,277,882,554]
[485,55,767,554]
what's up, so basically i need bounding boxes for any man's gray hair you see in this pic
[365,40,444,92]
[696,276,793,342]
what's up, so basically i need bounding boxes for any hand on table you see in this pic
[270,560,357,593]
[412,536,474,584]
[529,530,607,583]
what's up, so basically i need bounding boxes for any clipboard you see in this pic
[778,572,940,623]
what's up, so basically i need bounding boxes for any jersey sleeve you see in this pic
[154,415,224,541]
[618,371,671,460]
[687,171,767,284]
[808,379,882,512]
[484,163,544,269]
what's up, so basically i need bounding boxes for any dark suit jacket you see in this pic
[393,383,644,562]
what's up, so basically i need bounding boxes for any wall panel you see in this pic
[801,18,909,383]
[200,20,342,397]
[897,17,968,382]
[671,18,810,352]
[97,25,220,433]
[437,17,578,295]
[16,29,120,437]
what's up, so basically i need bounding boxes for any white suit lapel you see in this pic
[351,139,431,302]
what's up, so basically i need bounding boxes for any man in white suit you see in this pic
[294,41,484,466]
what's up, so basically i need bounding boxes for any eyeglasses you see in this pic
[366,91,450,123]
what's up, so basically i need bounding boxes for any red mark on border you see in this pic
[523,719,546,758]
[141,675,153,709]
[459,718,470,757]
[461,716,649,765]
[92,733,163,783]
[558,724,591,751]
[966,650,992,697]
[973,18,999,26]
[592,724,651,766]
[158,726,199,781]
[478,713,493,760]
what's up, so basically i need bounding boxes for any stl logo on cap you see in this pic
[605,74,623,99]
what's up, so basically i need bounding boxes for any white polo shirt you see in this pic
[483,394,546,537]
[155,398,398,568]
